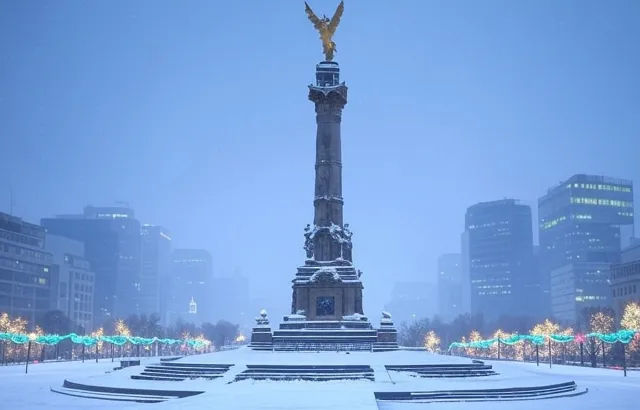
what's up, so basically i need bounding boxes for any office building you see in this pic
[610,241,640,321]
[384,281,436,325]
[211,270,250,327]
[460,230,471,314]
[166,249,213,325]
[139,225,172,317]
[41,205,141,322]
[45,234,95,331]
[0,212,54,327]
[465,199,535,322]
[437,253,464,321]
[539,175,634,324]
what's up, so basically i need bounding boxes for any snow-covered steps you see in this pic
[272,328,378,352]
[248,341,273,351]
[374,381,588,403]
[50,379,204,403]
[159,356,183,362]
[233,364,375,382]
[372,342,399,352]
[131,362,234,381]
[385,361,498,378]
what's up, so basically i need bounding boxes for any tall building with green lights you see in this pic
[538,174,635,325]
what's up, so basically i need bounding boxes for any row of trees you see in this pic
[398,302,640,366]
[1,310,242,364]
[31,310,241,348]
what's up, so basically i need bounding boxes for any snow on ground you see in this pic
[0,357,157,410]
[178,347,472,366]
[1,348,637,410]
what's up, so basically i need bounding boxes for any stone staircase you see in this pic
[130,362,234,381]
[385,361,498,378]
[374,381,587,403]
[50,379,204,403]
[272,328,378,352]
[372,341,399,352]
[233,364,375,382]
[272,341,373,352]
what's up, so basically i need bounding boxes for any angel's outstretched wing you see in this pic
[304,2,325,31]
[327,1,344,35]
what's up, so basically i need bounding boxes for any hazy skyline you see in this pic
[2,0,639,318]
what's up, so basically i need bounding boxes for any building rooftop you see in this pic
[544,174,633,195]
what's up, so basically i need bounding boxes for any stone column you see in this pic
[309,66,348,262]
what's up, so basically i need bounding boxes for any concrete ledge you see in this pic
[385,362,497,378]
[56,379,204,400]
[374,381,586,402]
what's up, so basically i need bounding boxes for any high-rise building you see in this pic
[539,174,634,324]
[437,253,464,321]
[0,212,54,327]
[139,225,172,317]
[384,281,436,325]
[167,249,212,325]
[610,241,640,321]
[211,269,250,327]
[528,245,541,311]
[41,205,141,323]
[465,199,535,322]
[45,234,95,331]
[460,230,471,314]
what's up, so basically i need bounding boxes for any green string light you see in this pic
[448,329,638,351]
[0,332,210,349]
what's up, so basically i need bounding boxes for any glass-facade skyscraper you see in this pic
[539,174,634,325]
[437,253,464,321]
[465,199,535,322]
[166,249,213,325]
[41,206,141,323]
[140,225,172,318]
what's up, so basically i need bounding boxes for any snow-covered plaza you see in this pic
[2,347,637,410]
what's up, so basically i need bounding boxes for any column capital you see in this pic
[309,84,348,109]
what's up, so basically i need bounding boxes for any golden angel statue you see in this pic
[304,1,344,61]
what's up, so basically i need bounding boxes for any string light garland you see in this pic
[0,332,211,349]
[448,330,638,351]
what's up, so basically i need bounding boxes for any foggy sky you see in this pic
[1,0,639,319]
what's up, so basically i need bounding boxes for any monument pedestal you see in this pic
[291,262,363,319]
[249,310,274,351]
[374,312,399,351]
[270,262,377,351]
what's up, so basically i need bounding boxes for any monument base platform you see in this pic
[249,326,273,351]
[249,318,399,352]
[273,320,378,351]
[374,324,399,351]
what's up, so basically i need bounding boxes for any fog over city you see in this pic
[1,0,638,341]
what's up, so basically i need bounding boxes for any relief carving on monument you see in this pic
[309,267,342,283]
[314,101,344,117]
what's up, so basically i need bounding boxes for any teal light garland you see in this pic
[448,329,638,351]
[0,332,210,349]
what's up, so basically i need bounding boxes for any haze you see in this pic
[1,0,638,327]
